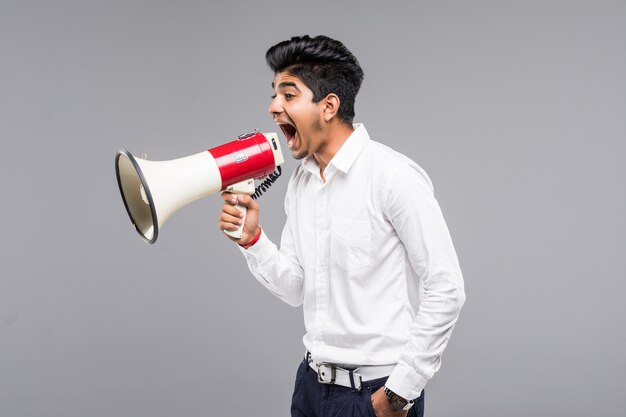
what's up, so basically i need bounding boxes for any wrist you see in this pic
[384,386,414,412]
[240,227,262,249]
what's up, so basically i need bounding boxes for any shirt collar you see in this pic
[302,123,370,175]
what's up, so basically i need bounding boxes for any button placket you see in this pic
[314,183,330,338]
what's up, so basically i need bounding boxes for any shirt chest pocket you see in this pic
[330,218,372,271]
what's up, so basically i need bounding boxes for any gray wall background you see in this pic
[1,1,624,416]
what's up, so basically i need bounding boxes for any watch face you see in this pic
[385,387,413,412]
[390,399,407,412]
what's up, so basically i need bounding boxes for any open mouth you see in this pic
[279,123,297,148]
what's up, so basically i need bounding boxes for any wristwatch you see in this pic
[384,386,415,412]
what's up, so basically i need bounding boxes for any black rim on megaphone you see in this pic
[115,149,159,244]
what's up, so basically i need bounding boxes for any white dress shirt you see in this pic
[239,123,465,400]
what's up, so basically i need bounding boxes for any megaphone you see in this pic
[115,131,284,244]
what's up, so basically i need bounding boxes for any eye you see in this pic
[270,94,277,99]
[285,93,294,99]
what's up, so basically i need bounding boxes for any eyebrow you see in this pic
[271,81,301,91]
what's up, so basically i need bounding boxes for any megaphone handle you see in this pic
[222,179,255,240]
[223,201,247,239]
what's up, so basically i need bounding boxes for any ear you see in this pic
[321,94,341,122]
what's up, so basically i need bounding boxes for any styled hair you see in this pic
[266,35,364,123]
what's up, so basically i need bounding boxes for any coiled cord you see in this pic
[251,166,282,200]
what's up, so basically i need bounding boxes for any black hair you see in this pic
[266,35,364,124]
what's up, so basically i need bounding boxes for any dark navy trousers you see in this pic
[290,359,425,417]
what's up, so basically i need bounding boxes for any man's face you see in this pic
[269,72,325,160]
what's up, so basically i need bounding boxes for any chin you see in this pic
[291,151,307,160]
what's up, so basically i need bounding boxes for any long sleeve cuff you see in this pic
[238,228,272,260]
[385,362,428,401]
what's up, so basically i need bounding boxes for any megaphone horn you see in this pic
[115,131,284,244]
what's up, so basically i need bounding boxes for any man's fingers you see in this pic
[217,192,259,244]
[221,192,237,205]
[222,203,244,218]
[234,194,259,211]
[219,209,243,226]
[221,192,256,209]
[219,221,240,232]
[218,216,242,232]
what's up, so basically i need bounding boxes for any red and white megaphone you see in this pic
[115,131,284,244]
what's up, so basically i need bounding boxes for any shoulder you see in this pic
[361,139,434,193]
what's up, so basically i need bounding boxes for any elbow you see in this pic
[284,297,304,308]
[430,269,466,314]
[447,270,465,314]
[455,285,466,313]
[441,284,465,325]
[276,289,304,308]
[448,269,466,314]
[285,286,304,307]
[440,277,466,318]
[272,282,304,308]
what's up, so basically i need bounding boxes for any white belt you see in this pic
[306,353,396,391]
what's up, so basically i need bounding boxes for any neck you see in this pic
[314,122,354,176]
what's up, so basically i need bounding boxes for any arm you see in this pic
[381,162,466,401]
[218,193,304,307]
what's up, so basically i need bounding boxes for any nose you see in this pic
[268,96,282,116]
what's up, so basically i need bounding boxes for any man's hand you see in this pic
[218,192,260,246]
[370,387,408,417]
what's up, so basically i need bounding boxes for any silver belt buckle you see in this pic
[317,363,336,384]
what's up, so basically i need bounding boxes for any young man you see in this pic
[218,35,465,417]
